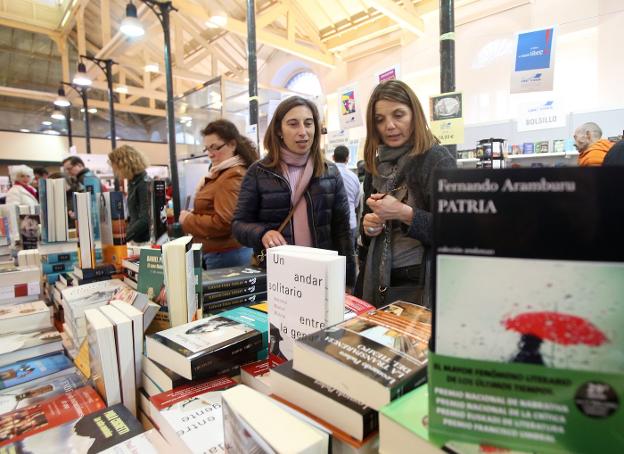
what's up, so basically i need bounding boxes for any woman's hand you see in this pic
[262,230,288,249]
[179,209,191,224]
[367,194,414,225]
[362,213,384,237]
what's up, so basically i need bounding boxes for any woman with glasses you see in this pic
[180,119,259,269]
[355,80,456,308]
[232,96,355,288]
[108,145,151,244]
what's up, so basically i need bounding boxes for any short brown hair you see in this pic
[108,145,149,179]
[201,119,258,167]
[363,80,438,175]
[263,96,325,177]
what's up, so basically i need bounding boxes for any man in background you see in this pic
[32,167,48,191]
[573,122,613,166]
[62,156,107,192]
[332,145,361,249]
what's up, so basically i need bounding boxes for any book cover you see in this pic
[148,180,168,245]
[0,403,143,453]
[0,300,50,333]
[137,248,169,331]
[18,214,39,250]
[219,306,268,359]
[430,168,624,453]
[0,372,85,414]
[161,236,194,327]
[202,265,266,293]
[149,376,236,454]
[145,314,263,379]
[294,301,431,410]
[0,353,74,391]
[552,139,565,153]
[535,141,549,154]
[0,328,62,367]
[74,192,96,269]
[522,143,534,154]
[267,247,345,366]
[344,294,375,320]
[0,386,105,447]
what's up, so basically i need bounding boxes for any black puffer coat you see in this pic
[233,159,355,286]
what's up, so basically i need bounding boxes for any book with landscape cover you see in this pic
[429,168,624,453]
[0,385,105,447]
[0,352,75,391]
[272,360,378,441]
[0,328,62,367]
[294,301,431,411]
[0,372,85,414]
[267,246,345,367]
[100,191,128,271]
[148,376,237,453]
[145,313,263,380]
[0,403,143,453]
[148,180,168,245]
[202,265,266,293]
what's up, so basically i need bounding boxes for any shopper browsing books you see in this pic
[5,165,38,208]
[108,145,151,244]
[62,156,105,193]
[232,96,355,287]
[180,119,258,269]
[356,80,455,307]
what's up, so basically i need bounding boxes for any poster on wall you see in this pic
[429,92,464,145]
[510,27,556,93]
[517,99,566,132]
[338,84,363,129]
[375,65,400,83]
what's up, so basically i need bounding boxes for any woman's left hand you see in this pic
[367,194,414,224]
[179,210,191,224]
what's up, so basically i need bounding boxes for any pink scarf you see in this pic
[280,148,314,247]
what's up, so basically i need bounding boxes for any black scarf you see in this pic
[363,144,413,306]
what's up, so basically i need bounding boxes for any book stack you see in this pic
[0,203,20,250]
[39,178,69,243]
[121,254,139,289]
[202,265,267,313]
[60,279,126,351]
[100,191,128,271]
[38,240,103,286]
[72,262,117,285]
[143,305,267,391]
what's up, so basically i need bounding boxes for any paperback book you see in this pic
[0,300,51,334]
[137,248,169,331]
[0,352,75,391]
[293,301,431,410]
[430,168,624,453]
[145,313,263,380]
[148,180,168,245]
[0,328,62,367]
[0,372,85,414]
[100,191,128,271]
[202,265,266,293]
[267,246,345,366]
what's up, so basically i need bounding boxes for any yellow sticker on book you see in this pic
[74,338,91,379]
[249,302,268,313]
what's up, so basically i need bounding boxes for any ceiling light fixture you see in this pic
[144,63,159,73]
[115,85,129,94]
[73,62,92,86]
[206,13,227,28]
[51,108,65,120]
[120,1,145,37]
[54,87,71,107]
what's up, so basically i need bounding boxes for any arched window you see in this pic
[285,71,322,96]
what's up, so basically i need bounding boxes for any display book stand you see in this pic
[428,166,623,453]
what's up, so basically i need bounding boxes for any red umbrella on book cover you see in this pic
[503,311,608,346]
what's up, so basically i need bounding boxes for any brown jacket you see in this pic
[181,165,246,253]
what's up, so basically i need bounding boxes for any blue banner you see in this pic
[514,28,554,72]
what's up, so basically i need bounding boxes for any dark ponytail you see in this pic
[201,119,259,167]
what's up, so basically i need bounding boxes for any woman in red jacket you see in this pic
[180,120,258,269]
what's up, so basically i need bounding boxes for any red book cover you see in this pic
[150,375,236,411]
[344,294,375,319]
[0,386,105,446]
[241,359,269,378]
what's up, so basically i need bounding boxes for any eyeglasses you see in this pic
[203,143,226,153]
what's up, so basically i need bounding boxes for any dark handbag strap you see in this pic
[256,195,305,264]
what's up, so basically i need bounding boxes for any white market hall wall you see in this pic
[259,0,624,153]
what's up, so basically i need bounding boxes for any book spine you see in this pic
[389,365,428,402]
[80,267,114,280]
[203,292,267,312]
[203,276,267,293]
[203,284,266,303]
[189,333,263,379]
[190,346,261,380]
[40,179,48,243]
[42,262,72,274]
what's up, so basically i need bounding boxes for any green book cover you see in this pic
[137,248,169,331]
[380,384,430,442]
[220,306,268,360]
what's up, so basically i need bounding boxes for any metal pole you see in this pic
[160,5,180,222]
[246,0,259,145]
[65,107,73,147]
[82,88,91,154]
[104,60,121,190]
[440,0,457,157]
